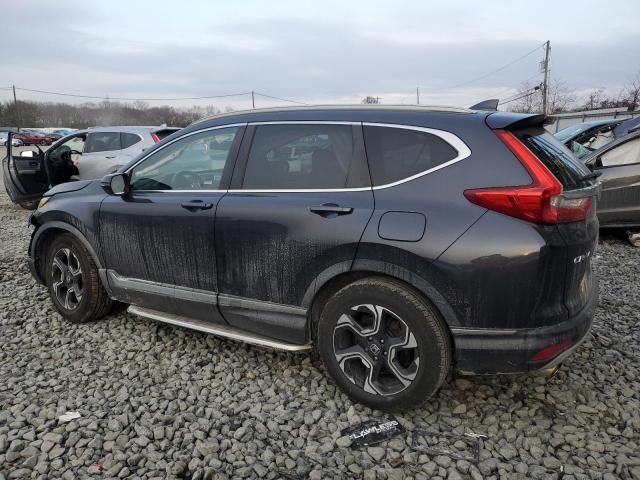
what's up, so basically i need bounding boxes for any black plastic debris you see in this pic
[341,417,405,449]
[411,429,481,464]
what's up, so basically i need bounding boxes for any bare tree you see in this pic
[547,78,575,113]
[508,78,574,114]
[625,71,640,111]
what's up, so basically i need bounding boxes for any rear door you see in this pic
[79,131,122,180]
[2,133,48,203]
[590,136,640,226]
[515,127,599,317]
[214,122,374,344]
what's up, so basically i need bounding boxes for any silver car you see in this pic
[49,126,179,180]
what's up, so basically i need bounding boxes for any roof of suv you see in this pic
[191,104,474,127]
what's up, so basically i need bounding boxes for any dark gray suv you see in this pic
[18,106,599,410]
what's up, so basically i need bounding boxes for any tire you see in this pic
[39,140,47,146]
[316,277,452,411]
[45,233,113,323]
[19,201,38,210]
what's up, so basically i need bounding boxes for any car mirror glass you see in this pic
[101,173,129,195]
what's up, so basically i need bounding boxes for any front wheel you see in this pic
[45,233,113,323]
[316,278,451,411]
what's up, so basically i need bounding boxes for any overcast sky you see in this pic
[1,0,638,110]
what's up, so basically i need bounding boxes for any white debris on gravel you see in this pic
[0,172,639,479]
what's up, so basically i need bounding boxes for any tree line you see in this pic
[0,100,230,129]
[509,70,640,114]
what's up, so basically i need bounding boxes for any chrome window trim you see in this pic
[127,121,471,194]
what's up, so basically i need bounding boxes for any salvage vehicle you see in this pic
[555,118,640,159]
[2,126,179,209]
[583,129,640,227]
[17,106,599,410]
[13,130,45,146]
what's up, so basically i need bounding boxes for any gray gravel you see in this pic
[1,172,639,479]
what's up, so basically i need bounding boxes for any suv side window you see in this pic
[129,127,239,191]
[85,132,121,153]
[363,125,458,186]
[121,132,142,149]
[242,124,368,189]
[599,138,640,167]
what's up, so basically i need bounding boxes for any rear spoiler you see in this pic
[485,112,552,130]
[469,99,499,111]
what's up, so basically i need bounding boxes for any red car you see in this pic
[13,131,45,146]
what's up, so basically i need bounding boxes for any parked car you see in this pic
[0,132,23,147]
[41,133,63,145]
[583,129,640,227]
[11,106,599,410]
[2,126,179,208]
[52,128,76,137]
[13,131,45,146]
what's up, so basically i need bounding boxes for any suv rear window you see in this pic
[363,126,458,186]
[121,132,141,149]
[516,129,592,190]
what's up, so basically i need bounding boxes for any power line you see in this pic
[254,92,308,105]
[499,86,541,106]
[426,42,546,92]
[14,87,252,102]
[494,72,543,100]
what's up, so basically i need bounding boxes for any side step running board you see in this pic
[128,305,311,352]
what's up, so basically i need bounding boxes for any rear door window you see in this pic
[121,132,142,149]
[516,128,593,190]
[363,125,458,186]
[85,132,121,153]
[242,124,369,189]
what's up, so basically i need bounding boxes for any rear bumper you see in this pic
[452,276,598,374]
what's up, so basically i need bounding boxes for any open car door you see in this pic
[2,132,48,205]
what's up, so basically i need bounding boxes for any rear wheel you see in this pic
[316,278,451,411]
[45,233,113,323]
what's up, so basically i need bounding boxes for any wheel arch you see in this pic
[30,221,106,288]
[304,260,461,343]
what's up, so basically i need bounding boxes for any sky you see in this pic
[1,0,638,111]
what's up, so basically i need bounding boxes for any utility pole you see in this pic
[541,40,551,115]
[251,91,255,109]
[416,87,420,105]
[12,85,20,130]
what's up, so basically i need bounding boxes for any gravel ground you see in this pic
[0,173,639,480]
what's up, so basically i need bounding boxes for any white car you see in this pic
[0,132,24,147]
[45,126,179,180]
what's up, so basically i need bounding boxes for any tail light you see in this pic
[463,130,591,224]
[530,339,573,363]
[151,132,160,143]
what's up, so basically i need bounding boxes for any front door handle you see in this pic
[181,200,213,211]
[105,156,116,159]
[309,204,354,217]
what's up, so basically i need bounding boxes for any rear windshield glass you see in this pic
[516,128,592,190]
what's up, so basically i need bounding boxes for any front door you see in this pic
[215,122,374,344]
[594,136,640,226]
[2,133,48,203]
[98,125,244,322]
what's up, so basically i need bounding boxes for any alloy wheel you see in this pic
[51,247,83,310]
[332,304,420,396]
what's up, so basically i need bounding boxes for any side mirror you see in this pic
[20,150,35,157]
[101,173,129,196]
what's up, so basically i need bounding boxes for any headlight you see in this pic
[37,197,50,209]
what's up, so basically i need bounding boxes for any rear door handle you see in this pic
[309,204,353,216]
[181,200,213,211]
[105,156,116,159]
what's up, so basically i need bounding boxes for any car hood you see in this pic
[45,179,94,196]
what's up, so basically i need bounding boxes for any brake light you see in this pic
[151,133,160,143]
[463,130,591,224]
[530,339,573,362]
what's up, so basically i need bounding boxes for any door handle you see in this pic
[105,156,116,159]
[181,200,214,211]
[309,204,354,217]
